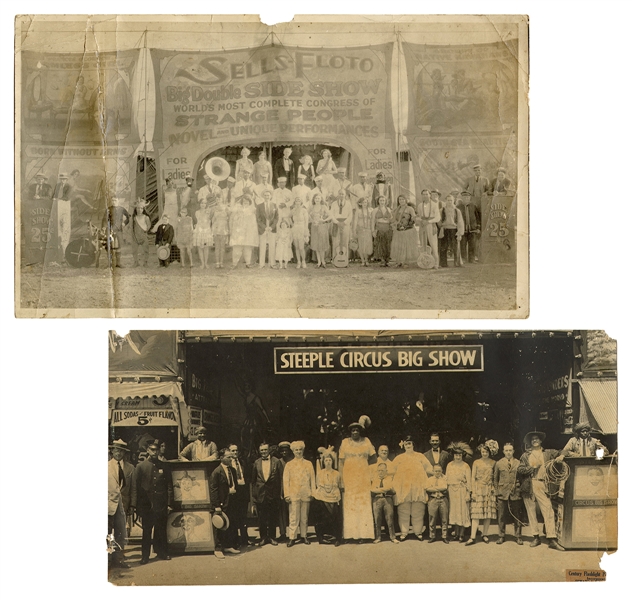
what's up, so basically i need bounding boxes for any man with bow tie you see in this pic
[493,442,525,545]
[251,442,284,546]
[228,444,250,547]
[423,433,451,471]
[256,190,279,268]
[274,147,296,188]
[108,439,134,569]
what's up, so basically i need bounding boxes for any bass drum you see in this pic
[65,238,96,268]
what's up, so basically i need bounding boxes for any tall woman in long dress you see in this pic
[446,442,473,542]
[466,440,498,546]
[391,195,419,267]
[338,417,376,542]
[392,435,433,541]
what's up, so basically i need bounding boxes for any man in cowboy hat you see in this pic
[210,448,241,559]
[131,441,173,564]
[108,440,134,568]
[251,442,284,546]
[517,432,566,551]
[179,426,219,461]
[562,422,609,457]
[29,172,52,201]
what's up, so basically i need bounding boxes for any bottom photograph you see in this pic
[107,330,617,585]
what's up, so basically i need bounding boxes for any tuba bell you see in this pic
[205,156,231,182]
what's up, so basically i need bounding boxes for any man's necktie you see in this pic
[582,439,587,457]
[227,467,234,488]
[118,461,125,488]
[379,478,384,488]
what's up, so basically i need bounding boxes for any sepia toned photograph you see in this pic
[108,329,617,585]
[16,14,528,318]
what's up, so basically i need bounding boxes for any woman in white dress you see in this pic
[291,197,309,268]
[392,435,434,541]
[193,199,212,268]
[162,177,180,222]
[338,416,376,542]
[316,149,338,200]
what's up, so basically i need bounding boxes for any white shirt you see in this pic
[261,458,271,481]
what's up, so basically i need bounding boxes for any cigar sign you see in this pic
[274,345,484,374]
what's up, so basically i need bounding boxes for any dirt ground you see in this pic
[108,526,604,586]
[18,248,518,317]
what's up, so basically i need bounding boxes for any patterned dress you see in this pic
[310,204,331,252]
[391,205,419,263]
[470,458,497,520]
[339,437,376,539]
[446,460,471,526]
[193,208,213,247]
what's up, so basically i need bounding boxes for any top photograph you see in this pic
[15,15,528,318]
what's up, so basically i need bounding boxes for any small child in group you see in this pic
[211,199,230,268]
[276,219,293,269]
[425,464,450,543]
[175,207,194,267]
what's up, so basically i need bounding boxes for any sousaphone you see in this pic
[205,156,231,182]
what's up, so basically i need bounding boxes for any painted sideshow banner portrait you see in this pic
[16,15,528,318]
[108,330,617,585]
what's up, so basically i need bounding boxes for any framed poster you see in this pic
[167,510,214,553]
[170,463,211,508]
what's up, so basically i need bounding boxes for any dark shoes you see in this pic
[482,536,490,544]
[269,538,278,546]
[530,537,541,548]
[442,538,449,545]
[157,555,171,561]
[516,537,524,545]
[496,537,505,545]
[428,538,438,543]
[139,558,149,565]
[549,540,566,551]
[287,539,296,548]
[303,538,311,545]
[464,538,475,546]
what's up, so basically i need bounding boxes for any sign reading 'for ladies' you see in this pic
[274,345,484,374]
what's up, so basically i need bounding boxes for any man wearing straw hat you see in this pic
[517,431,566,551]
[108,439,134,569]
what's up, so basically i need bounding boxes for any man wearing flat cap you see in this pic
[179,426,219,461]
[562,422,609,457]
[517,431,566,551]
[131,441,173,564]
[108,440,134,568]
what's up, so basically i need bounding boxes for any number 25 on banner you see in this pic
[489,223,508,237]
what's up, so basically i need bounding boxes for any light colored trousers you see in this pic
[57,200,71,259]
[397,500,427,536]
[419,223,439,264]
[232,245,253,266]
[288,499,310,539]
[523,479,556,538]
[334,223,350,252]
[259,231,276,266]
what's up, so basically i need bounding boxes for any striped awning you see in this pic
[579,379,617,435]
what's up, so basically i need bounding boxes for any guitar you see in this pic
[332,245,349,268]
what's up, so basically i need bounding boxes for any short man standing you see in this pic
[370,463,398,543]
[152,214,174,267]
[424,433,451,471]
[517,431,566,551]
[256,190,279,268]
[131,441,173,564]
[251,442,283,546]
[283,440,315,547]
[493,442,524,545]
[562,422,609,457]
[108,440,134,568]
[425,464,450,544]
[210,448,241,559]
[179,426,219,461]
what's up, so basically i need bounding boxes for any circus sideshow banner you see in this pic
[19,49,141,266]
[16,15,528,318]
[151,43,396,193]
[403,36,527,266]
[107,330,617,585]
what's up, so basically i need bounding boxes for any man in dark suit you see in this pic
[423,433,451,471]
[256,190,279,268]
[274,147,296,187]
[228,443,250,547]
[251,442,283,546]
[152,214,174,267]
[29,172,52,201]
[457,191,481,264]
[210,448,241,559]
[130,441,173,565]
